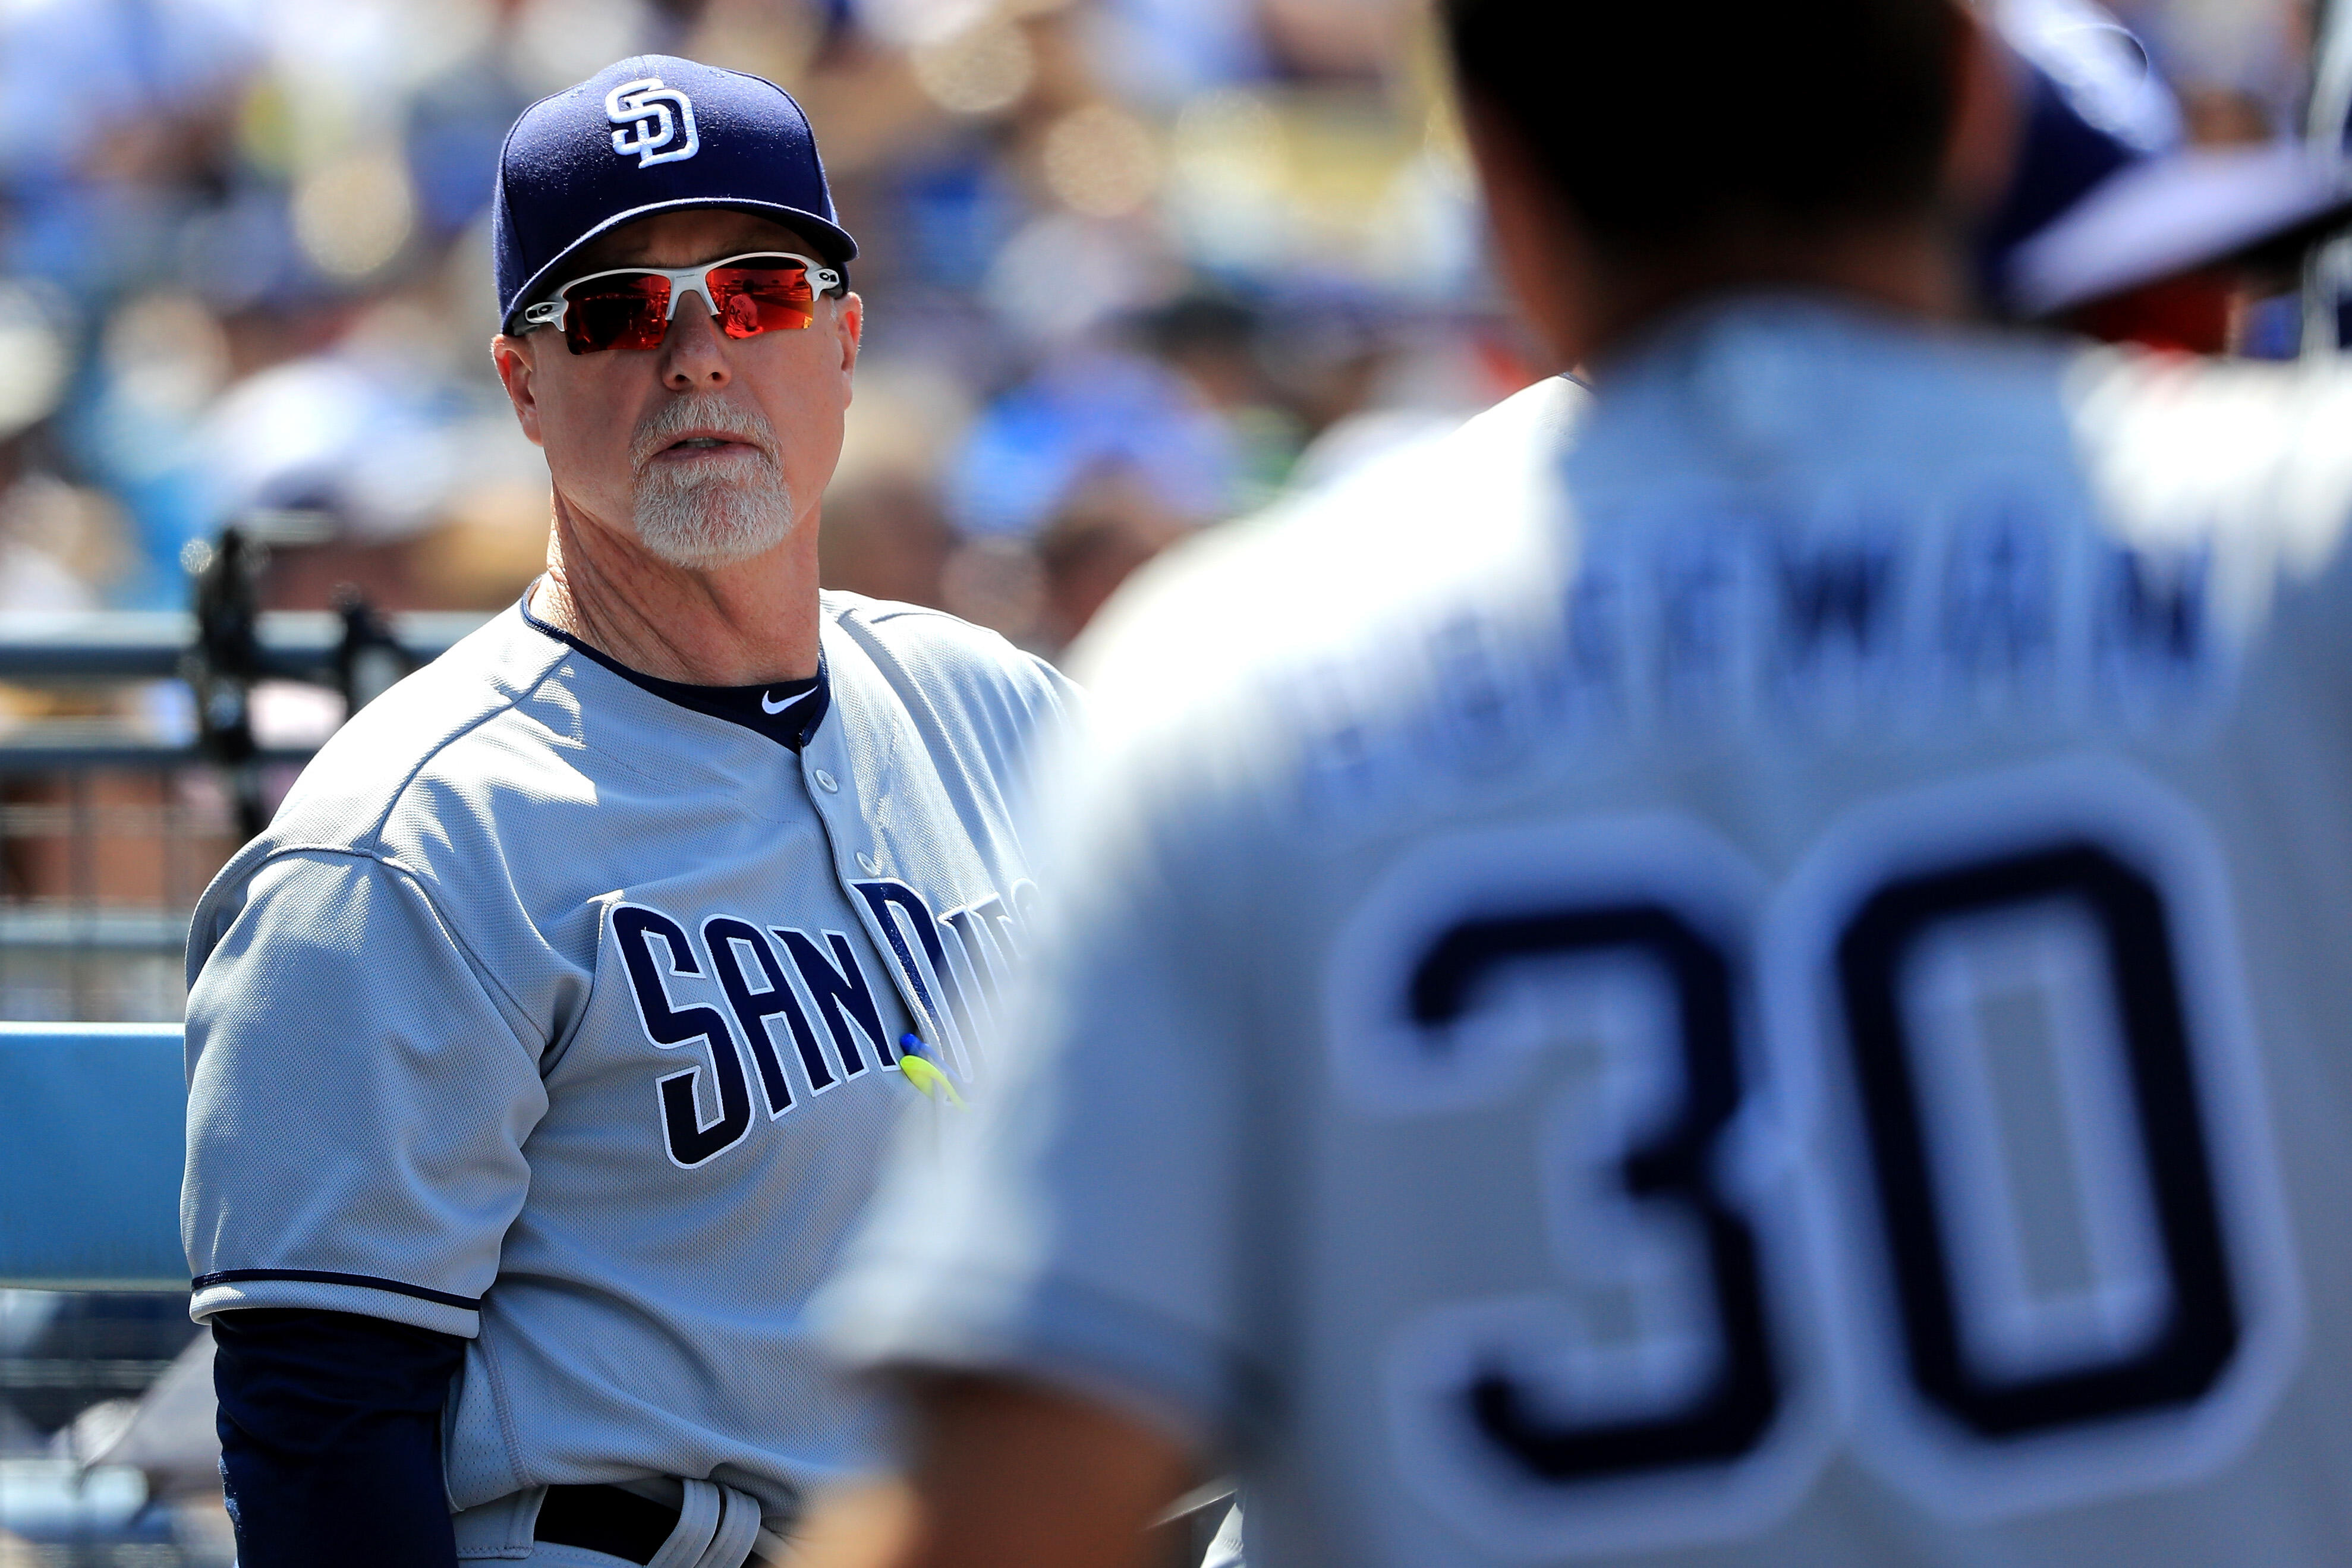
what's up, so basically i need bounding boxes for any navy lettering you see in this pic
[2101,547,2206,670]
[1558,564,1624,716]
[701,916,807,1117]
[855,880,981,1069]
[1431,614,1512,753]
[1778,541,1895,665]
[1942,513,2052,676]
[776,927,892,1076]
[943,895,1020,1010]
[612,905,752,1169]
[1660,544,1737,691]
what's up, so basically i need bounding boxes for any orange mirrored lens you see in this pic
[559,261,821,353]
[565,275,670,354]
[710,265,818,338]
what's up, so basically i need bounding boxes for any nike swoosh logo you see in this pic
[760,688,812,715]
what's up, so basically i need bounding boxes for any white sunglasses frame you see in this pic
[518,250,845,338]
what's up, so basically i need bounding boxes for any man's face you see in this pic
[493,207,863,570]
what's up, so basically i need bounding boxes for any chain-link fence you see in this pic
[1,565,480,1562]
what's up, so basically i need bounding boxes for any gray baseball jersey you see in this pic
[823,297,2352,1566]
[183,590,1070,1536]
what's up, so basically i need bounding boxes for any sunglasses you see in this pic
[518,251,845,355]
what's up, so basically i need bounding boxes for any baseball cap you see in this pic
[2007,142,2352,319]
[492,55,858,335]
[1979,0,2352,319]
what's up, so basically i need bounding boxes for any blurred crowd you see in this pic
[0,0,2322,659]
[0,0,1534,661]
[0,0,2338,1554]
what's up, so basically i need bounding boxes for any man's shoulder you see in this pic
[821,590,1075,719]
[240,606,577,861]
[1069,376,1589,725]
[2063,345,2352,559]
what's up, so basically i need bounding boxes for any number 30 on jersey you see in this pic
[1326,760,2299,1557]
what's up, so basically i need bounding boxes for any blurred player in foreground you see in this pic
[181,56,1070,1568]
[1059,0,2352,763]
[807,0,2352,1563]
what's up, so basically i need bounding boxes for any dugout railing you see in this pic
[0,1020,1235,1564]
[0,546,483,1023]
[0,542,480,1563]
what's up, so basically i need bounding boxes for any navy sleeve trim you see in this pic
[193,1270,482,1311]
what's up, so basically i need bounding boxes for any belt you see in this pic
[536,1481,782,1567]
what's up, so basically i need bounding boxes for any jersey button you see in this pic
[814,769,839,792]
[856,851,879,874]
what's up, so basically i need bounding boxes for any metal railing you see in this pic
[0,606,485,795]
[0,580,1220,1567]
[0,569,485,1025]
[0,547,485,1562]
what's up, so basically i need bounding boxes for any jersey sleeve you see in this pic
[818,750,1257,1451]
[184,850,549,1338]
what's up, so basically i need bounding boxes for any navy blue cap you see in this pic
[492,55,857,335]
[1975,1,2178,312]
[1978,1,2352,318]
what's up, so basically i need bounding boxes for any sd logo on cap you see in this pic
[492,54,857,336]
[606,78,700,169]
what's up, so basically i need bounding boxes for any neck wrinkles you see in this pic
[531,485,823,687]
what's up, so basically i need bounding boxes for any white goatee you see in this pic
[628,395,795,569]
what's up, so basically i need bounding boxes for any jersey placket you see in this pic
[797,637,1007,1089]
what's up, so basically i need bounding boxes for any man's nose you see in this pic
[658,289,730,391]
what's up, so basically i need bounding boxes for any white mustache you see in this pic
[629,395,780,471]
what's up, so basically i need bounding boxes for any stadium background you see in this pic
[0,0,2318,1559]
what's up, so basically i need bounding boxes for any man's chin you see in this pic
[633,475,796,571]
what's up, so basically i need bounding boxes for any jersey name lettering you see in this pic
[1561,509,2216,721]
[613,883,1031,1168]
[1280,510,2224,835]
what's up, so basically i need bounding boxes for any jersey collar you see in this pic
[519,593,831,752]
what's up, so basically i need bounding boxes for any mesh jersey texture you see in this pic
[823,298,2352,1567]
[185,590,1074,1520]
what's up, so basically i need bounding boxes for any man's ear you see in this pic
[835,292,864,400]
[491,332,546,448]
[1461,96,1597,373]
[837,292,864,371]
[1941,2,2019,219]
